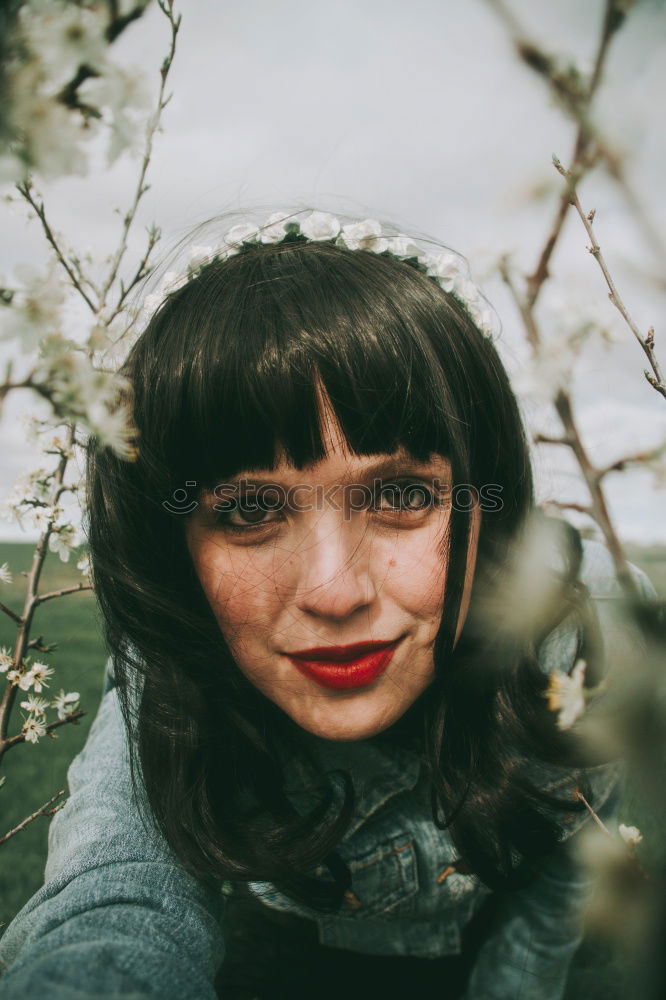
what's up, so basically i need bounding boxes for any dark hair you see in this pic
[86,232,600,907]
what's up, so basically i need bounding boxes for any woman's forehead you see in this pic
[225,447,452,487]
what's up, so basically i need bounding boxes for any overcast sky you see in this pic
[1,0,665,543]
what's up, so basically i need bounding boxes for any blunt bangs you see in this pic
[129,240,482,494]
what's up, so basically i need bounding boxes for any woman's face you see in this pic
[186,404,479,741]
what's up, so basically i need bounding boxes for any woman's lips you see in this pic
[286,638,402,691]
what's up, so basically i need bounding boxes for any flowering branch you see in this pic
[15,179,98,315]
[44,3,150,119]
[0,423,77,762]
[0,788,67,847]
[551,157,666,400]
[487,0,629,308]
[3,709,85,753]
[99,0,181,320]
[490,0,653,600]
[501,259,640,599]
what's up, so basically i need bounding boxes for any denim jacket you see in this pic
[0,541,655,999]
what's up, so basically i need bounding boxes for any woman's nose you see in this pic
[293,517,378,621]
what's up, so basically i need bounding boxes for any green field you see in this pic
[0,540,664,996]
[0,542,107,932]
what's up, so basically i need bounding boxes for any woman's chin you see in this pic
[279,691,413,743]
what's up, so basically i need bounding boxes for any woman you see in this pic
[0,212,651,999]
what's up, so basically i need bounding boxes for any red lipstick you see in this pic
[286,638,402,691]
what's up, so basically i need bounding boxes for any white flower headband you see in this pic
[145,211,494,335]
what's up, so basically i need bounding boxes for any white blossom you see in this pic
[9,79,91,179]
[0,563,12,584]
[259,212,292,244]
[619,824,643,848]
[425,251,463,291]
[36,337,138,459]
[51,689,80,720]
[0,648,14,673]
[25,661,55,693]
[162,271,188,296]
[511,336,583,401]
[31,505,59,532]
[79,65,151,163]
[387,236,421,259]
[0,264,65,353]
[340,219,388,253]
[46,434,75,459]
[20,0,110,80]
[0,151,26,185]
[468,301,493,336]
[1,467,56,530]
[22,717,47,744]
[48,521,81,562]
[186,245,214,271]
[20,694,49,716]
[142,271,187,315]
[300,212,341,241]
[15,670,35,691]
[85,398,138,460]
[224,223,259,248]
[545,658,587,730]
[77,553,91,579]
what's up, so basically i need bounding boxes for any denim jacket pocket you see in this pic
[328,830,419,919]
[247,830,418,927]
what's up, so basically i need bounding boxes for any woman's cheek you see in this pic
[205,549,287,633]
[378,532,448,614]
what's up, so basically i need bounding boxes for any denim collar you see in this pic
[282,732,423,839]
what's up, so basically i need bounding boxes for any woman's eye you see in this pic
[215,496,281,530]
[375,481,436,512]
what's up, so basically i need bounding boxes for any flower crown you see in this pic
[145,211,494,335]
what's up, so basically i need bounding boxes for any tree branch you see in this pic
[15,180,98,315]
[0,602,22,626]
[99,2,181,312]
[0,788,67,846]
[552,161,666,400]
[3,710,85,753]
[0,425,77,760]
[33,583,93,606]
[501,264,641,600]
[487,0,629,309]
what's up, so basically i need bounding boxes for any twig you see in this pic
[0,788,67,846]
[15,181,98,315]
[33,583,93,606]
[597,445,666,480]
[575,789,614,837]
[3,709,85,753]
[501,271,641,600]
[534,432,574,447]
[105,224,161,325]
[552,164,666,400]
[499,257,540,347]
[26,636,58,653]
[487,0,629,309]
[99,2,181,313]
[543,500,594,517]
[0,601,21,625]
[0,425,76,760]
